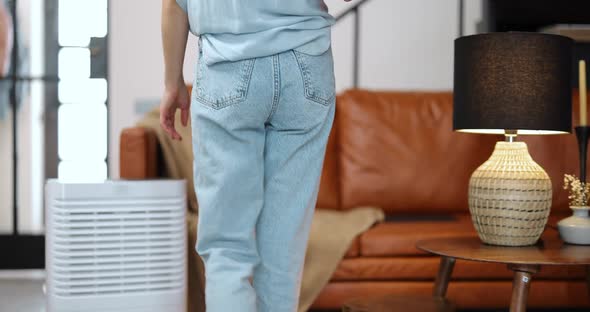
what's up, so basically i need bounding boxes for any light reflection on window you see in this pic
[58,47,90,79]
[58,0,107,47]
[58,103,107,162]
[58,78,107,103]
[57,0,108,182]
[58,161,107,182]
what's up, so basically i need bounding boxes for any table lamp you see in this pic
[453,32,573,246]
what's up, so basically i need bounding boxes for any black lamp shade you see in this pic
[453,32,573,135]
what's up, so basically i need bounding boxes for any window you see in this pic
[57,0,108,182]
[0,0,109,269]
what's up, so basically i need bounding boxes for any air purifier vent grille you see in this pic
[47,196,186,297]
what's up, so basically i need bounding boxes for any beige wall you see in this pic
[108,0,484,177]
[109,0,198,178]
[332,0,483,91]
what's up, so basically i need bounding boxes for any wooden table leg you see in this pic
[507,264,540,312]
[433,256,455,298]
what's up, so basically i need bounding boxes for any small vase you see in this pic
[557,206,590,245]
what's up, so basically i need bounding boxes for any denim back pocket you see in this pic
[195,56,256,110]
[293,48,336,106]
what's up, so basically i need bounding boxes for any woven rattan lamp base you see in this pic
[469,141,552,246]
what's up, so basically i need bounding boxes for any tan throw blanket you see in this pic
[298,206,385,312]
[137,108,384,311]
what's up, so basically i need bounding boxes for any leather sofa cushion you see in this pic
[334,90,585,214]
[523,135,581,214]
[359,214,475,256]
[344,236,360,258]
[357,213,567,257]
[317,112,340,210]
[336,90,499,214]
[522,92,588,214]
[331,256,586,281]
[120,127,159,179]
[313,280,590,310]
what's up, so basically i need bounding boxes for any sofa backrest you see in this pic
[521,90,583,214]
[317,90,583,215]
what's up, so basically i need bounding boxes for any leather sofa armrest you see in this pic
[119,127,159,179]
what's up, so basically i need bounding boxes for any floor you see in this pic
[311,310,588,312]
[311,309,588,312]
[0,271,586,312]
[0,270,46,312]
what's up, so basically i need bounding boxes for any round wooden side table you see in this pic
[342,295,455,312]
[416,236,590,312]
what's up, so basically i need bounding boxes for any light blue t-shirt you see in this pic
[176,0,335,65]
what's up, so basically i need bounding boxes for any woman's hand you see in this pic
[160,80,190,141]
[161,0,189,140]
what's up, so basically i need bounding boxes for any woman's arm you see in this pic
[160,0,190,141]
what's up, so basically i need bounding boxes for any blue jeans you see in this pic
[190,46,336,312]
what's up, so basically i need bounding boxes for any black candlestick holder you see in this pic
[576,126,590,184]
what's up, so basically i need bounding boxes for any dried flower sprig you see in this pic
[563,174,590,206]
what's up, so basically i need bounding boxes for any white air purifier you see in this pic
[45,179,187,312]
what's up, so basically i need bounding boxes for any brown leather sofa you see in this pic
[120,89,590,310]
